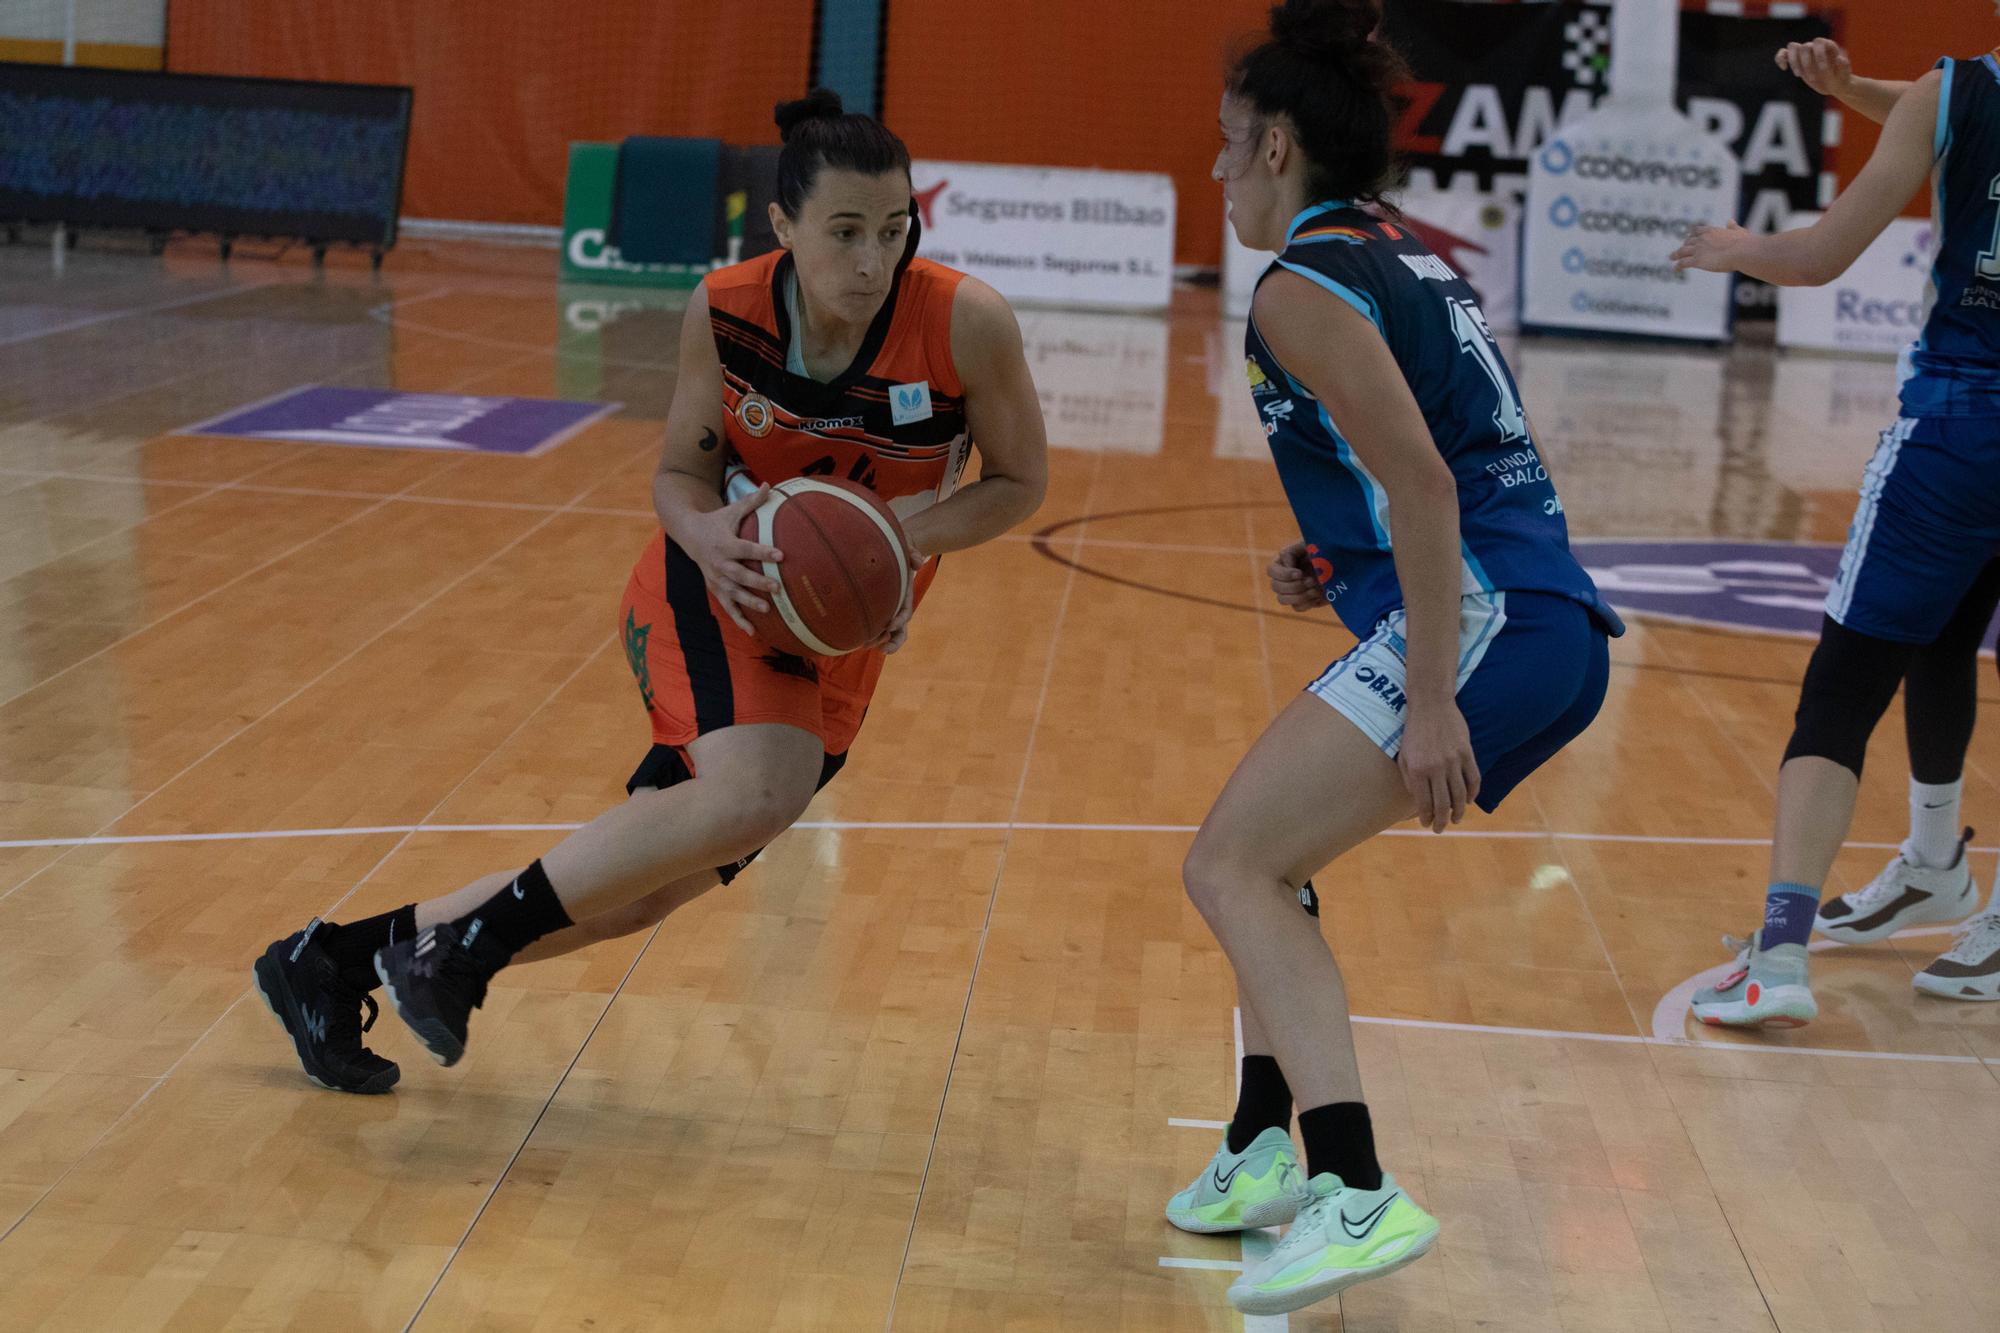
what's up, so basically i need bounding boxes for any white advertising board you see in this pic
[911,160,1175,310]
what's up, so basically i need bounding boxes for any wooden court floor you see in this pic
[1,241,1996,1331]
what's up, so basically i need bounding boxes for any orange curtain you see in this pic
[884,0,1271,269]
[165,0,814,225]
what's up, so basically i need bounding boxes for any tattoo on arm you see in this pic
[697,426,719,452]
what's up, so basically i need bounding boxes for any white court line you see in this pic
[8,821,1992,1069]
[1159,1257,1246,1272]
[8,819,1998,854]
[1168,1117,1229,1131]
[0,280,280,348]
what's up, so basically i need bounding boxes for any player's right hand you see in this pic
[1776,38,1851,98]
[1268,541,1323,612]
[688,483,783,635]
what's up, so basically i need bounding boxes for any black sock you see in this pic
[319,905,417,990]
[1226,1055,1293,1153]
[448,859,573,969]
[1297,1102,1382,1191]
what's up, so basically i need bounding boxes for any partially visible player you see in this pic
[1167,0,1623,1315]
[1674,41,2000,1021]
[1775,38,2000,1000]
[253,90,1048,1092]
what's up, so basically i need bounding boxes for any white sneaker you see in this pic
[1815,832,1977,943]
[1164,1126,1308,1234]
[1227,1172,1439,1315]
[1913,912,2000,1001]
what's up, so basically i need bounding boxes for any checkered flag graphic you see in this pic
[1562,6,1612,87]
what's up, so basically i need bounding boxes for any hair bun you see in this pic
[774,87,845,141]
[1268,0,1378,61]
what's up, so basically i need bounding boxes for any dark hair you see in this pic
[1228,0,1410,206]
[772,88,913,218]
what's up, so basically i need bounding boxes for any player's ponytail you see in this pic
[1229,0,1409,206]
[772,88,912,219]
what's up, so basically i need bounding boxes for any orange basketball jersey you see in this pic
[705,248,973,523]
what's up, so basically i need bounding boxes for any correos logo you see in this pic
[1540,141,1574,174]
[1549,196,1580,228]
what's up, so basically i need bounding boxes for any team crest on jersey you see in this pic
[737,392,775,438]
[1246,357,1276,396]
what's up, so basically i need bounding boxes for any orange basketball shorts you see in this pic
[618,531,888,756]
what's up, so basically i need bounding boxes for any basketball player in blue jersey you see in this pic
[1162,1,1623,1315]
[1675,37,2000,1025]
[1763,37,2000,1002]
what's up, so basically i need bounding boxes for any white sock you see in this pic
[1906,778,1963,869]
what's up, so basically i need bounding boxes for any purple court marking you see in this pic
[1573,538,2000,652]
[180,386,619,456]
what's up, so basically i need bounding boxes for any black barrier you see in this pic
[0,62,412,263]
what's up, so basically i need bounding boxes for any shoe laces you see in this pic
[1845,855,1926,912]
[1272,1186,1341,1258]
[324,976,382,1042]
[435,936,492,1010]
[1941,912,2000,963]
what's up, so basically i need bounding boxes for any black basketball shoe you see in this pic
[373,922,499,1067]
[253,920,399,1094]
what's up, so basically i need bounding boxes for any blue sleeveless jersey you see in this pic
[1904,53,2000,419]
[1246,202,1617,641]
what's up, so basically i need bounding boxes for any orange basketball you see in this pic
[736,478,912,657]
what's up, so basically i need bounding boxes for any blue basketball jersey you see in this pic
[1246,202,1617,641]
[1904,53,2000,418]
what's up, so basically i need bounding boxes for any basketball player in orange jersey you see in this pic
[253,89,1048,1092]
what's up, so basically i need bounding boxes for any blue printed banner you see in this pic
[182,386,618,456]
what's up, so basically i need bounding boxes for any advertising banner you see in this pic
[911,160,1176,309]
[1384,0,1832,322]
[1776,214,1934,356]
[1521,101,1738,339]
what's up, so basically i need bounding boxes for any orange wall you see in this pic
[161,1,1988,251]
[884,0,1271,269]
[166,0,813,226]
[1833,0,1996,206]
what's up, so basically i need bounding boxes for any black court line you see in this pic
[1027,504,2000,704]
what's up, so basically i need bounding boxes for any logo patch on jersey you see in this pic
[1293,224,1371,245]
[1246,357,1276,396]
[737,393,775,438]
[890,381,933,426]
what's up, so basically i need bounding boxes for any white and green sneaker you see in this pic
[1164,1126,1308,1234]
[1227,1171,1440,1315]
[1690,928,1817,1029]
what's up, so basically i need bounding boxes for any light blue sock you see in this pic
[1761,882,1819,948]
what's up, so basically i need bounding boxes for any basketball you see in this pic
[737,477,912,656]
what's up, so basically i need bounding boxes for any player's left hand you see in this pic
[1398,702,1480,834]
[1671,221,1750,273]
